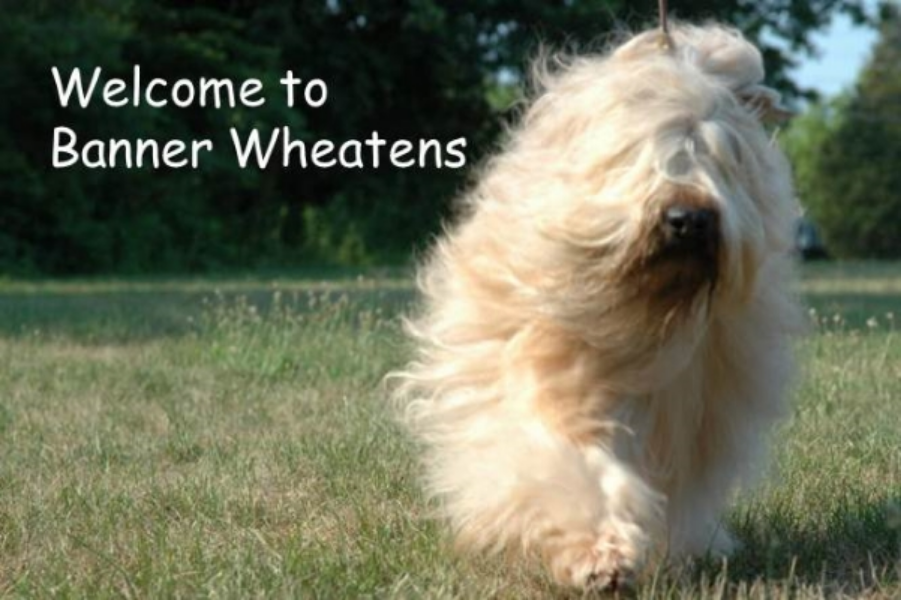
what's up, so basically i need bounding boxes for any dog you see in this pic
[393,22,804,590]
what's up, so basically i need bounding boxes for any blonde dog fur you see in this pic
[394,22,804,589]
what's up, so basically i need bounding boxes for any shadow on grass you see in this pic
[0,290,207,343]
[803,290,901,330]
[546,497,900,597]
[2,269,896,344]
[0,281,416,344]
[695,497,901,595]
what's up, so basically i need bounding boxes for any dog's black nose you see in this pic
[661,205,718,246]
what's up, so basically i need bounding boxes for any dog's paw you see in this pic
[550,529,643,591]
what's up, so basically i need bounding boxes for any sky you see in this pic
[790,11,879,98]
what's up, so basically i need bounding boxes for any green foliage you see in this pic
[785,5,901,258]
[301,204,373,267]
[0,0,872,274]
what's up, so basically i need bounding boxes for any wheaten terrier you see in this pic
[395,22,804,590]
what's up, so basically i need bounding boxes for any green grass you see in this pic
[0,264,898,599]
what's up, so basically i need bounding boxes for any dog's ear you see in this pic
[735,84,794,123]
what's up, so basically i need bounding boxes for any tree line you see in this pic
[0,0,875,274]
[784,3,901,259]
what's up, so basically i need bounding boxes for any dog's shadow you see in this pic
[686,498,901,596]
[539,497,900,598]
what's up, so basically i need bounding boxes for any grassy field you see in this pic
[0,263,898,599]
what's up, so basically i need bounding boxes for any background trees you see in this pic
[0,0,873,274]
[784,3,901,259]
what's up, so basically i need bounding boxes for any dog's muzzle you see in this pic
[660,205,719,253]
[652,204,721,295]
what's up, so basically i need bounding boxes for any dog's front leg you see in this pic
[425,409,664,589]
[538,441,665,589]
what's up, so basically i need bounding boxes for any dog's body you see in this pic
[395,23,803,589]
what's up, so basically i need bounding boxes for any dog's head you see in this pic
[486,23,798,350]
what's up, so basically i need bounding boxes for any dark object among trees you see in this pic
[796,218,829,260]
[0,0,870,274]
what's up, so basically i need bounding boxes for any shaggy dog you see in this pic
[394,22,804,590]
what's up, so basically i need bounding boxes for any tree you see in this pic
[0,0,875,274]
[785,3,901,258]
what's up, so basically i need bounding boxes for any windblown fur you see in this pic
[393,22,804,589]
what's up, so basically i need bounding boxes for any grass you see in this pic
[0,264,898,599]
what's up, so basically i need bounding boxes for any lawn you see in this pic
[0,263,898,599]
